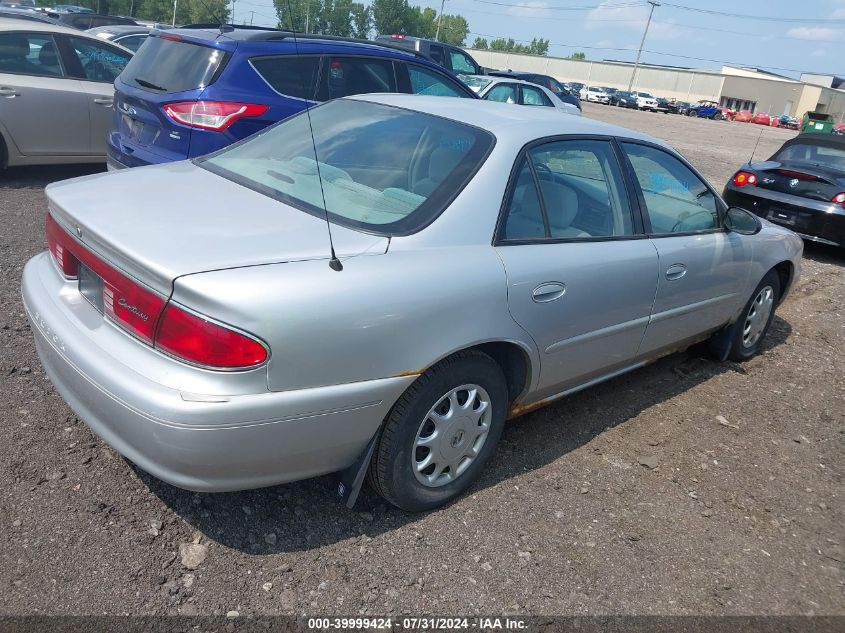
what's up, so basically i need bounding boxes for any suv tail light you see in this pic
[732,171,757,187]
[163,101,269,131]
[833,193,845,205]
[45,213,268,369]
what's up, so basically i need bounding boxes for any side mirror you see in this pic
[724,206,762,235]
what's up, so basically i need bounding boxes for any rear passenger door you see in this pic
[619,141,751,354]
[495,138,658,398]
[0,31,89,157]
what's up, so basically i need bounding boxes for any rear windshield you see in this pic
[775,143,845,170]
[200,99,494,235]
[120,35,225,93]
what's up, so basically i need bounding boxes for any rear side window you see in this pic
[120,36,225,93]
[0,33,63,77]
[251,56,319,100]
[428,44,446,66]
[406,63,467,97]
[522,86,552,107]
[325,56,395,99]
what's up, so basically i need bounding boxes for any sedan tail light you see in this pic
[732,171,757,187]
[45,213,268,369]
[833,193,845,205]
[155,305,268,369]
[163,101,269,131]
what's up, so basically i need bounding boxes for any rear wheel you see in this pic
[368,350,508,512]
[728,270,780,361]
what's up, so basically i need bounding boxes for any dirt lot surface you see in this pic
[1,104,843,618]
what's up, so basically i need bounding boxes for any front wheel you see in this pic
[368,350,508,512]
[728,270,781,361]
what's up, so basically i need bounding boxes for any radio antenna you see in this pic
[284,0,343,272]
[748,125,765,164]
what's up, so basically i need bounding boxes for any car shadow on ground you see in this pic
[137,315,792,555]
[802,241,844,266]
[0,164,105,189]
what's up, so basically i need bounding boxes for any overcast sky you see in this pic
[230,0,845,78]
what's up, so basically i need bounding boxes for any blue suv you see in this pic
[108,26,477,169]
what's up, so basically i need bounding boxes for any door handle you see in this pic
[93,97,113,106]
[532,282,566,303]
[0,87,20,98]
[665,263,687,280]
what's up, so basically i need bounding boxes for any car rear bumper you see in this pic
[22,252,414,492]
[724,186,845,247]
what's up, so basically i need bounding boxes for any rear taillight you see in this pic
[833,193,845,205]
[732,171,757,187]
[163,101,268,131]
[45,212,268,369]
[155,304,268,370]
[46,213,79,278]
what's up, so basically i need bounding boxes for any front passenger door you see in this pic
[0,32,89,156]
[495,138,658,399]
[620,141,751,355]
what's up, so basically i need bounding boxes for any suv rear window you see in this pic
[120,36,226,93]
[201,99,494,235]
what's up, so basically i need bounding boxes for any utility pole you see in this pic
[249,10,254,25]
[627,0,659,92]
[172,0,177,25]
[435,0,446,42]
[230,0,236,24]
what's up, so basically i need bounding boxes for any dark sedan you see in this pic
[723,133,845,247]
[610,90,638,108]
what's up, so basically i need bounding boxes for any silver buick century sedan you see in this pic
[23,95,803,511]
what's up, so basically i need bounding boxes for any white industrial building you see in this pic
[467,49,845,122]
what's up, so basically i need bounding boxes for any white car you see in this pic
[463,75,580,116]
[581,86,610,104]
[634,91,659,111]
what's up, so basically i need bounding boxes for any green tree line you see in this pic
[271,0,469,46]
[471,36,550,56]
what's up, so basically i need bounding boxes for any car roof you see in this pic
[0,15,86,32]
[349,94,664,146]
[87,24,150,35]
[779,133,845,150]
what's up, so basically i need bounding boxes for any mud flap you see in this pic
[335,432,378,509]
[708,321,737,362]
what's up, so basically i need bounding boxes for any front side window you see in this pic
[0,33,63,77]
[449,49,476,74]
[201,99,493,235]
[522,86,552,107]
[622,142,719,234]
[406,63,467,97]
[251,55,319,100]
[67,36,131,82]
[325,56,395,99]
[485,83,518,104]
[499,139,633,241]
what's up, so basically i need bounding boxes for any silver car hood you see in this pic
[46,161,389,293]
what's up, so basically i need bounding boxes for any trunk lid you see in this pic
[46,162,389,294]
[751,160,845,202]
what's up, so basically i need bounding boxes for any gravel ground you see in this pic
[1,104,843,618]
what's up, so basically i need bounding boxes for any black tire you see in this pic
[713,112,722,120]
[728,270,781,362]
[367,350,508,512]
